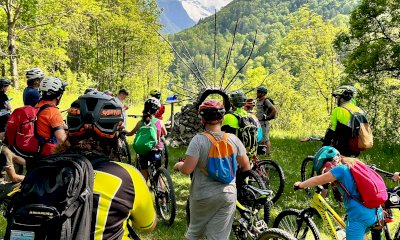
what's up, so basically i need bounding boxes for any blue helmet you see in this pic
[313,146,340,173]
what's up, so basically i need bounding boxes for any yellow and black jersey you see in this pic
[90,161,156,240]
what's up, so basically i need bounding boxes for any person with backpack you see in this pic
[34,76,68,158]
[243,98,263,144]
[115,88,129,127]
[23,67,44,107]
[0,79,12,134]
[222,90,259,154]
[127,97,167,180]
[255,86,277,155]
[150,89,165,120]
[323,85,372,157]
[173,99,251,240]
[5,92,157,240]
[294,146,384,240]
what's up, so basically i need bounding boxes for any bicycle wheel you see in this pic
[273,208,321,240]
[162,146,169,169]
[237,170,271,224]
[154,167,177,226]
[117,137,132,164]
[254,159,285,203]
[257,228,297,240]
[186,197,190,225]
[300,157,315,197]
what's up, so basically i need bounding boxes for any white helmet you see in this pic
[26,67,45,80]
[40,76,68,96]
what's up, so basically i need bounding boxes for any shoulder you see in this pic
[222,113,238,124]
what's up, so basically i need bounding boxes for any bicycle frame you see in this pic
[299,189,345,240]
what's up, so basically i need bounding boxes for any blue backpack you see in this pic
[198,132,237,184]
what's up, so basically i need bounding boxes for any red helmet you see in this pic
[199,100,225,124]
[245,98,256,107]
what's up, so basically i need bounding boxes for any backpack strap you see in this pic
[341,105,354,115]
[337,181,363,203]
[197,132,230,177]
[34,104,56,143]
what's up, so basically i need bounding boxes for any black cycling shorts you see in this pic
[138,150,162,170]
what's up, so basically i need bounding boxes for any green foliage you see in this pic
[334,0,400,143]
[0,0,173,101]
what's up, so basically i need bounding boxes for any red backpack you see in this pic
[5,104,54,158]
[338,161,387,208]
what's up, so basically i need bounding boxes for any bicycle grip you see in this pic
[293,184,301,191]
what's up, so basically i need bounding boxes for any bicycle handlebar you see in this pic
[127,114,142,118]
[299,136,324,142]
[368,164,394,178]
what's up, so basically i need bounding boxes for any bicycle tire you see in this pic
[300,156,315,197]
[186,198,190,226]
[154,167,177,226]
[237,170,270,224]
[254,159,285,203]
[162,146,169,169]
[116,137,132,164]
[257,228,297,240]
[273,208,321,240]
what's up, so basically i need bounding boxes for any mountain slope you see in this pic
[169,0,359,75]
[157,0,233,33]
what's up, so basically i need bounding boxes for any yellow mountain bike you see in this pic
[273,185,383,240]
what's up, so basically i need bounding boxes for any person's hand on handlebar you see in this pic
[294,182,303,191]
[393,172,400,181]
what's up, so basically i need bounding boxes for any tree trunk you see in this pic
[7,14,18,89]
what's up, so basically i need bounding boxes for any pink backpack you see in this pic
[339,161,387,208]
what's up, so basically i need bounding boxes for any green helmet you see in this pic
[229,90,247,107]
[256,86,268,94]
[332,85,357,101]
[313,146,340,174]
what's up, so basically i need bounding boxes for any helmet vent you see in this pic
[86,98,98,111]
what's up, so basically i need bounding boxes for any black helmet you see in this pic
[229,90,247,108]
[332,85,357,101]
[256,86,268,94]
[0,79,11,87]
[150,89,161,100]
[67,91,123,139]
[84,88,97,94]
[144,97,161,114]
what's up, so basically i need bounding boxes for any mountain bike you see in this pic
[273,184,383,240]
[233,184,296,240]
[249,148,285,203]
[115,129,132,164]
[136,154,176,226]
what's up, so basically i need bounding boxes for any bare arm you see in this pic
[127,121,141,136]
[174,155,198,175]
[54,129,69,146]
[5,167,24,182]
[160,121,167,137]
[294,171,336,189]
[237,154,251,172]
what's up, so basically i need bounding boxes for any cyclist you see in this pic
[294,146,383,240]
[222,90,258,154]
[150,89,165,120]
[243,98,263,144]
[323,85,365,156]
[127,97,167,180]
[256,86,277,155]
[115,88,129,127]
[63,92,157,239]
[173,99,251,240]
[24,67,44,107]
[34,76,68,158]
[0,79,12,134]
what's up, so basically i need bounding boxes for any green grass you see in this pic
[1,137,399,239]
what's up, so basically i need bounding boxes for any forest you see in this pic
[0,0,399,142]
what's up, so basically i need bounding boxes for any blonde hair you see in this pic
[340,157,360,168]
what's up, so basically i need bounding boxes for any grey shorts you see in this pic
[260,121,270,141]
[186,192,236,240]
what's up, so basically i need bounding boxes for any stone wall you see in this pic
[166,104,203,147]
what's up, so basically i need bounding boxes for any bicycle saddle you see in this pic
[246,185,273,197]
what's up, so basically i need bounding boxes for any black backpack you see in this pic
[5,154,94,240]
[232,113,258,154]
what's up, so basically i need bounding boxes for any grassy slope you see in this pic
[0,93,399,238]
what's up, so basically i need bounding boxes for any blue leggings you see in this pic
[346,209,382,240]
